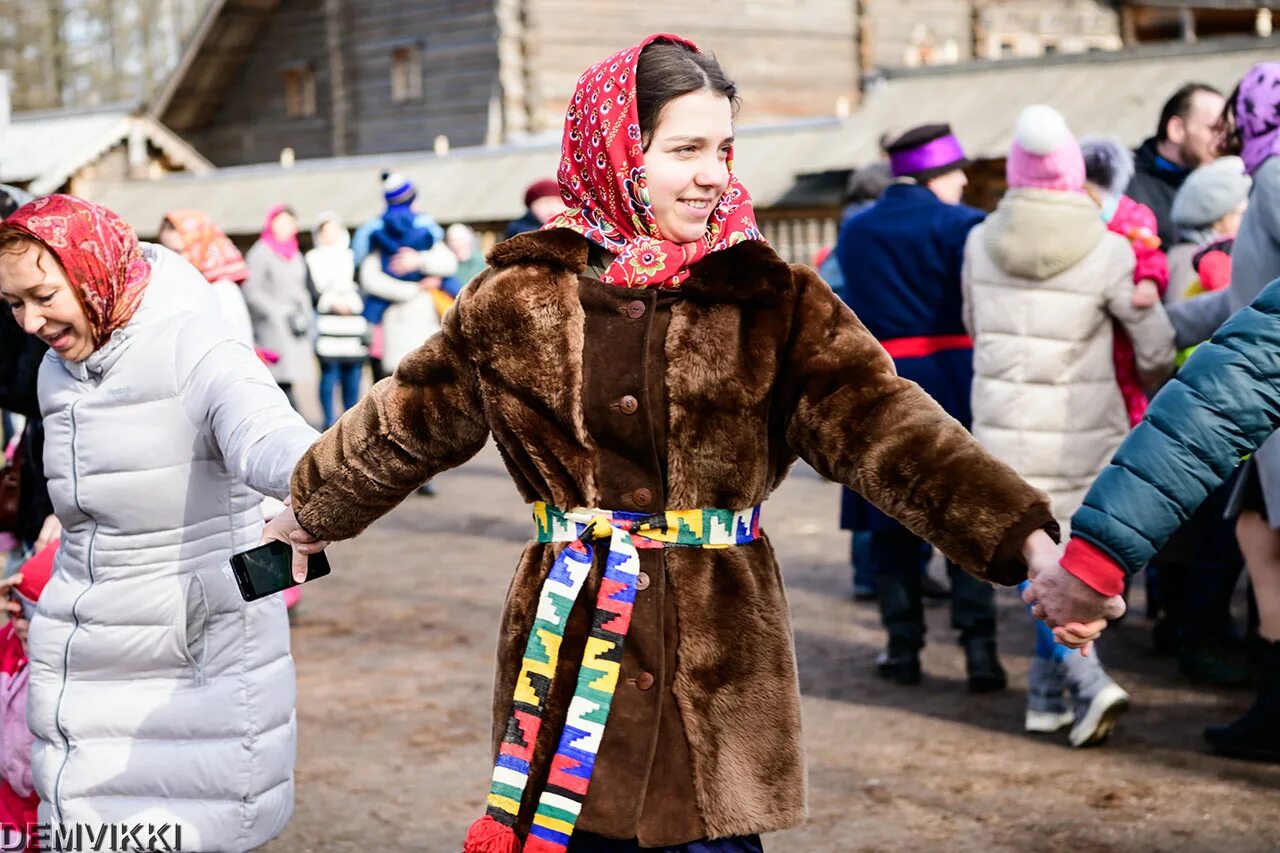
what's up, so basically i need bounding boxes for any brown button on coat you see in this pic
[290,229,1056,845]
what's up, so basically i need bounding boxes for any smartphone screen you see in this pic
[230,540,331,602]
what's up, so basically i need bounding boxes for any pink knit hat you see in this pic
[1006,105,1085,192]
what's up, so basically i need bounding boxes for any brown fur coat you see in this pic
[290,229,1056,844]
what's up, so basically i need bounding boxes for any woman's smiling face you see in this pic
[0,237,94,362]
[643,89,734,245]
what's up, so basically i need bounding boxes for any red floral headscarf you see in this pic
[544,33,763,288]
[4,194,151,349]
[164,208,249,284]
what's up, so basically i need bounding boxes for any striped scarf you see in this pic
[464,504,763,852]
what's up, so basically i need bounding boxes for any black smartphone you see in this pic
[230,540,331,602]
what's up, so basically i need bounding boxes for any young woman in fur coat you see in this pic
[266,34,1104,853]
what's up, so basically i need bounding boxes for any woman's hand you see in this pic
[261,503,329,582]
[389,247,423,277]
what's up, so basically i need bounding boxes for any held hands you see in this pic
[1130,279,1160,310]
[1020,530,1123,654]
[260,501,329,583]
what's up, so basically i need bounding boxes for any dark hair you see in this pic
[635,40,739,149]
[1156,82,1222,143]
[1216,81,1244,157]
[0,190,23,220]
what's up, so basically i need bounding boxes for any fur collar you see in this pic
[486,228,792,305]
[983,189,1104,281]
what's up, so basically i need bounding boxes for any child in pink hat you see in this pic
[1009,105,1170,428]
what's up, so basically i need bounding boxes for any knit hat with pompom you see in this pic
[1007,105,1085,192]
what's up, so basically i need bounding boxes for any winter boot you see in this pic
[1204,638,1280,762]
[963,637,1007,693]
[876,639,922,686]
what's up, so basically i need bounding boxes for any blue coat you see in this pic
[1072,275,1280,574]
[834,183,986,531]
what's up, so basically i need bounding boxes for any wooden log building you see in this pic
[150,0,865,167]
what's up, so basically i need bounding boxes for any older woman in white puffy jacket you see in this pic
[0,195,318,851]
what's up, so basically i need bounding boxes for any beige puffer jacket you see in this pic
[962,188,1176,527]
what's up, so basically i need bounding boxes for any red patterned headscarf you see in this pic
[164,208,249,284]
[544,33,763,288]
[3,194,151,349]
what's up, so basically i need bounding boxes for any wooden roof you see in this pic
[1,105,213,194]
[150,0,284,132]
[100,35,1278,238]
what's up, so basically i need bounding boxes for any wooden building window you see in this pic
[284,64,316,118]
[391,44,423,103]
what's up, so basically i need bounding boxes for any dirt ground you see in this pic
[267,443,1280,852]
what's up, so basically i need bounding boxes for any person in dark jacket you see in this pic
[0,307,55,555]
[817,161,894,303]
[1126,83,1225,249]
[1043,273,1280,762]
[833,123,1004,691]
[503,178,567,239]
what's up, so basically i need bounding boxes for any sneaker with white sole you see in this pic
[1026,657,1073,733]
[1068,681,1130,747]
[1026,708,1075,733]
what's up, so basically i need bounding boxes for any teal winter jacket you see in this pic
[1069,275,1280,580]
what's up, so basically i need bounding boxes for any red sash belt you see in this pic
[880,334,973,359]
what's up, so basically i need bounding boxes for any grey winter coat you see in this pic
[244,241,314,384]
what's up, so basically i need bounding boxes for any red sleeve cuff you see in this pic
[1061,538,1126,597]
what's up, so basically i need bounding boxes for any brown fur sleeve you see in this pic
[780,265,1057,584]
[290,278,491,541]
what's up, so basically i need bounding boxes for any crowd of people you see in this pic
[830,70,1279,764]
[0,29,1274,853]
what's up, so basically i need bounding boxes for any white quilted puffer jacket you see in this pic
[963,188,1176,527]
[27,245,319,851]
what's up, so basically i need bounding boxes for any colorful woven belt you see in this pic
[463,503,763,853]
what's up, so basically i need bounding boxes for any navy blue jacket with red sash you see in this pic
[833,182,986,531]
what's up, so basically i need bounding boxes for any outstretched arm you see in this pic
[1061,275,1280,599]
[181,334,318,499]
[289,276,491,542]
